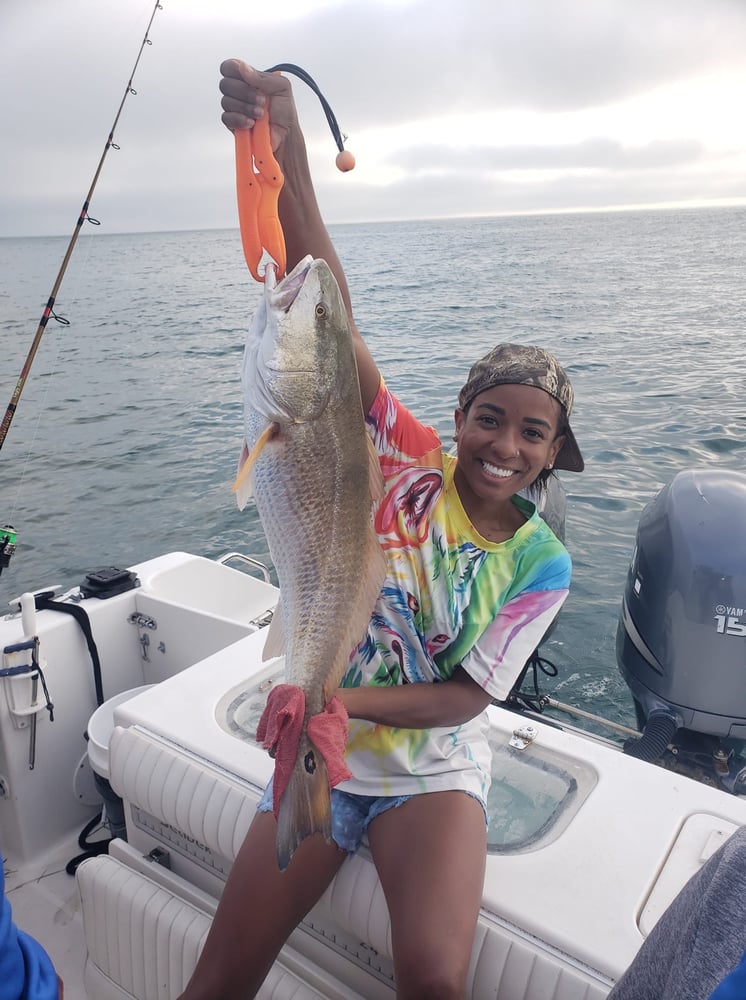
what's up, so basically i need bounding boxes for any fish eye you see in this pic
[315,302,327,318]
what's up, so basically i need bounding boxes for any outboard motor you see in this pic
[617,468,746,793]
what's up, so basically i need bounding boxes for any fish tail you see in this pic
[275,731,332,871]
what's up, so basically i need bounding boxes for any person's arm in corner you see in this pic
[1,861,62,999]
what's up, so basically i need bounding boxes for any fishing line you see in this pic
[0,0,163,577]
[3,235,99,531]
[0,0,163,456]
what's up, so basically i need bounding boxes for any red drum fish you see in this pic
[234,256,385,870]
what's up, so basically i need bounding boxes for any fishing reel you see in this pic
[0,525,16,575]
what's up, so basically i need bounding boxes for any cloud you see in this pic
[1,0,745,237]
[217,0,746,121]
[391,137,706,173]
[308,165,745,226]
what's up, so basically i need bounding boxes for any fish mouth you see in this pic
[266,255,313,312]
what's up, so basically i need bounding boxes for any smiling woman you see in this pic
[449,340,583,541]
[454,383,565,541]
[174,58,586,1000]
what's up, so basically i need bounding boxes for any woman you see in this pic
[178,60,584,1000]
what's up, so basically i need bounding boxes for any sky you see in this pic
[2,0,746,237]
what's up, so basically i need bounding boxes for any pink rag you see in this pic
[256,684,305,817]
[307,696,352,788]
[256,685,351,818]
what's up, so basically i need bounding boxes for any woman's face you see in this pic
[453,382,566,508]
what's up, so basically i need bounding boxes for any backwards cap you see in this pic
[458,343,584,472]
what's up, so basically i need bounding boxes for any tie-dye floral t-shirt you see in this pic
[338,380,572,804]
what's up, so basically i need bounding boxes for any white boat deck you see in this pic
[2,551,746,999]
[110,633,746,985]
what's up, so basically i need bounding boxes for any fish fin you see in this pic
[262,597,285,660]
[367,434,384,503]
[275,733,332,871]
[233,443,253,510]
[231,422,279,509]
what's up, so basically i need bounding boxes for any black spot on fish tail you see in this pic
[275,735,332,871]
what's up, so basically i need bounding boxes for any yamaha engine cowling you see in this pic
[616,468,746,792]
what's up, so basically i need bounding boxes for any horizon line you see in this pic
[3,196,745,241]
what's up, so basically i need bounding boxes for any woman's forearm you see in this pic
[275,122,381,412]
[338,669,493,730]
[277,129,354,315]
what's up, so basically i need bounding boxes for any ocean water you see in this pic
[1,206,745,734]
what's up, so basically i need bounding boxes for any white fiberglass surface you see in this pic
[486,739,597,853]
[111,628,276,783]
[216,659,285,745]
[214,659,598,855]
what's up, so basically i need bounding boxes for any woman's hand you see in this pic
[219,58,297,152]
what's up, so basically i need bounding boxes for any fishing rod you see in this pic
[0,0,163,458]
[0,1,163,578]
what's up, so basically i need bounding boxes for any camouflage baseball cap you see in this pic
[458,343,584,472]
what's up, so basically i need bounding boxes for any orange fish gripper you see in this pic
[234,110,287,283]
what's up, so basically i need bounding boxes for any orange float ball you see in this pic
[336,150,356,172]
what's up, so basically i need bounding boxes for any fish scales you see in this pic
[236,255,385,869]
[248,401,375,710]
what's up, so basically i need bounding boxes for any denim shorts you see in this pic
[257,778,412,853]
